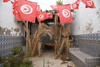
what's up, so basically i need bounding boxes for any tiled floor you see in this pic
[30,51,76,67]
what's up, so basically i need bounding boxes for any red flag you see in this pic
[13,0,22,20]
[51,5,58,10]
[58,4,73,24]
[72,0,80,10]
[76,0,80,4]
[47,12,53,19]
[37,5,41,11]
[56,13,59,16]
[13,0,18,15]
[3,0,9,2]
[37,12,48,22]
[82,0,95,8]
[14,0,37,23]
[72,3,79,10]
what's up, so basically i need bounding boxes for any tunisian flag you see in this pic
[13,0,21,20]
[3,0,9,2]
[37,5,40,11]
[13,0,37,23]
[37,12,48,22]
[82,0,95,8]
[72,0,80,10]
[58,4,73,24]
[47,12,53,19]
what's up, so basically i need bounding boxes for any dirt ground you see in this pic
[30,50,76,67]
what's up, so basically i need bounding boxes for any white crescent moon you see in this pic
[62,9,70,18]
[20,4,33,14]
[73,4,77,8]
[39,14,44,19]
[87,1,92,6]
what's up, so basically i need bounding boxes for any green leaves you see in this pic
[12,46,22,55]
[56,0,63,5]
[19,60,33,67]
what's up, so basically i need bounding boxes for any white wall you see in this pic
[0,0,24,36]
[1,0,99,36]
[70,0,100,35]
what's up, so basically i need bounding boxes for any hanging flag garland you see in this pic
[12,0,96,24]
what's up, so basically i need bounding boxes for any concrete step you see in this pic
[69,48,100,67]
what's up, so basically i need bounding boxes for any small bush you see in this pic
[12,46,22,55]
[0,56,5,63]
[20,60,33,67]
[3,46,33,67]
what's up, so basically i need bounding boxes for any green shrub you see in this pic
[0,56,5,63]
[3,46,33,67]
[3,61,11,67]
[3,55,33,67]
[12,46,22,55]
[20,60,33,67]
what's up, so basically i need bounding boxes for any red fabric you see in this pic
[3,0,9,2]
[72,0,80,10]
[76,0,80,4]
[37,5,40,11]
[37,12,48,22]
[13,0,22,20]
[36,5,41,20]
[58,4,73,24]
[13,0,37,23]
[82,0,95,8]
[56,13,59,16]
[51,5,58,10]
[47,12,53,19]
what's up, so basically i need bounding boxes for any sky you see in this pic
[28,0,57,11]
[28,0,76,11]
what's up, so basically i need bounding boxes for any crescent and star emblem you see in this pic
[39,14,44,19]
[20,4,33,14]
[62,9,70,18]
[87,0,93,6]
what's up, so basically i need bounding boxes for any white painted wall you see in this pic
[70,0,100,35]
[0,0,99,35]
[0,0,24,36]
